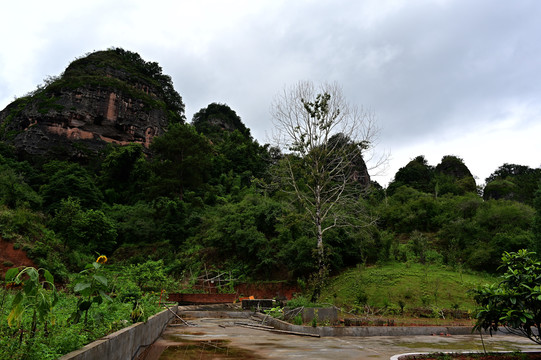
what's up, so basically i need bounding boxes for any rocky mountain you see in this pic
[0,48,184,160]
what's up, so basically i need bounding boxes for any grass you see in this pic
[320,262,497,313]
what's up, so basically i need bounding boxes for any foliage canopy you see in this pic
[473,250,541,344]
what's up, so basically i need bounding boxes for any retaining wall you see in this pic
[300,307,338,324]
[177,308,475,337]
[177,309,251,319]
[256,313,475,337]
[235,282,300,299]
[167,293,236,304]
[58,306,177,360]
[170,282,300,301]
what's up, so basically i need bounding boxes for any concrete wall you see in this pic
[235,282,300,299]
[300,308,338,324]
[168,293,236,304]
[257,314,474,337]
[177,309,251,319]
[58,306,177,360]
[178,282,299,300]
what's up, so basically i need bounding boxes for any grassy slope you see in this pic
[320,263,498,312]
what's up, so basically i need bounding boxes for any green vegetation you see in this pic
[0,259,163,360]
[321,263,495,312]
[473,250,541,345]
[5,267,57,341]
[53,47,185,123]
[0,51,540,356]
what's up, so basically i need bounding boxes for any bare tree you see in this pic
[270,81,383,276]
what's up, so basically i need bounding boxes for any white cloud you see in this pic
[1,0,540,188]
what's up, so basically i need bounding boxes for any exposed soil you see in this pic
[0,237,36,279]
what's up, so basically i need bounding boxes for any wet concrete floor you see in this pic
[144,317,540,360]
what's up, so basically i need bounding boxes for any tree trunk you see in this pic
[316,211,324,270]
[315,181,324,270]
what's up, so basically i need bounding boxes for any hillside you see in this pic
[0,48,184,160]
[0,47,538,294]
[321,263,495,312]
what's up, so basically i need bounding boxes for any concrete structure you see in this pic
[300,307,338,324]
[152,315,541,360]
[58,306,178,360]
[168,282,299,301]
[167,293,236,304]
[241,299,276,310]
[175,306,474,337]
[256,313,475,337]
[177,308,251,319]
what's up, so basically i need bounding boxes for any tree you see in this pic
[534,186,541,255]
[150,123,212,200]
[387,155,434,195]
[434,155,477,196]
[99,144,150,204]
[270,81,381,281]
[0,163,42,209]
[192,102,250,139]
[484,163,541,205]
[49,197,117,254]
[40,161,103,212]
[193,191,284,277]
[192,103,271,184]
[473,250,541,344]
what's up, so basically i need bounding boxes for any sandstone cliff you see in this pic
[0,48,184,159]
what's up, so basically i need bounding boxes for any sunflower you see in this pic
[96,255,108,264]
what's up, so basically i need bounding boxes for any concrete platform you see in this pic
[143,315,541,360]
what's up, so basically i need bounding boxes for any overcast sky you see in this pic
[1,0,540,187]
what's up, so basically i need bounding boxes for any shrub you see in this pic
[473,250,541,344]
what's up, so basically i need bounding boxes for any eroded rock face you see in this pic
[0,86,167,159]
[0,48,183,160]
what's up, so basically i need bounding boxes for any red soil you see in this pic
[0,237,36,279]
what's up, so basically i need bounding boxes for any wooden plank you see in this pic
[162,304,193,326]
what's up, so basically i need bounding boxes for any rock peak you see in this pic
[0,48,184,160]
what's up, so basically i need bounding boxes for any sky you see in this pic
[1,0,540,187]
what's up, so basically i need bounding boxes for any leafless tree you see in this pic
[270,81,385,276]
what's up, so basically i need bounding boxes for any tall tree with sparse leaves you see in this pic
[270,81,382,297]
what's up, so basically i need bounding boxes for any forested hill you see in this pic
[0,48,540,285]
[0,48,184,159]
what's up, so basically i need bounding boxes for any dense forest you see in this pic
[1,48,540,288]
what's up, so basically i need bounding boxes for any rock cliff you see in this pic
[0,48,184,159]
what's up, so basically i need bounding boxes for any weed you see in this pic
[398,299,406,314]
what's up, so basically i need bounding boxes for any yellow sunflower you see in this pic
[96,255,108,264]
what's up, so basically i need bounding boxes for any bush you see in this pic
[473,250,541,344]
[129,259,169,291]
[286,295,319,308]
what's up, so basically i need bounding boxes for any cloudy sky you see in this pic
[1,0,540,187]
